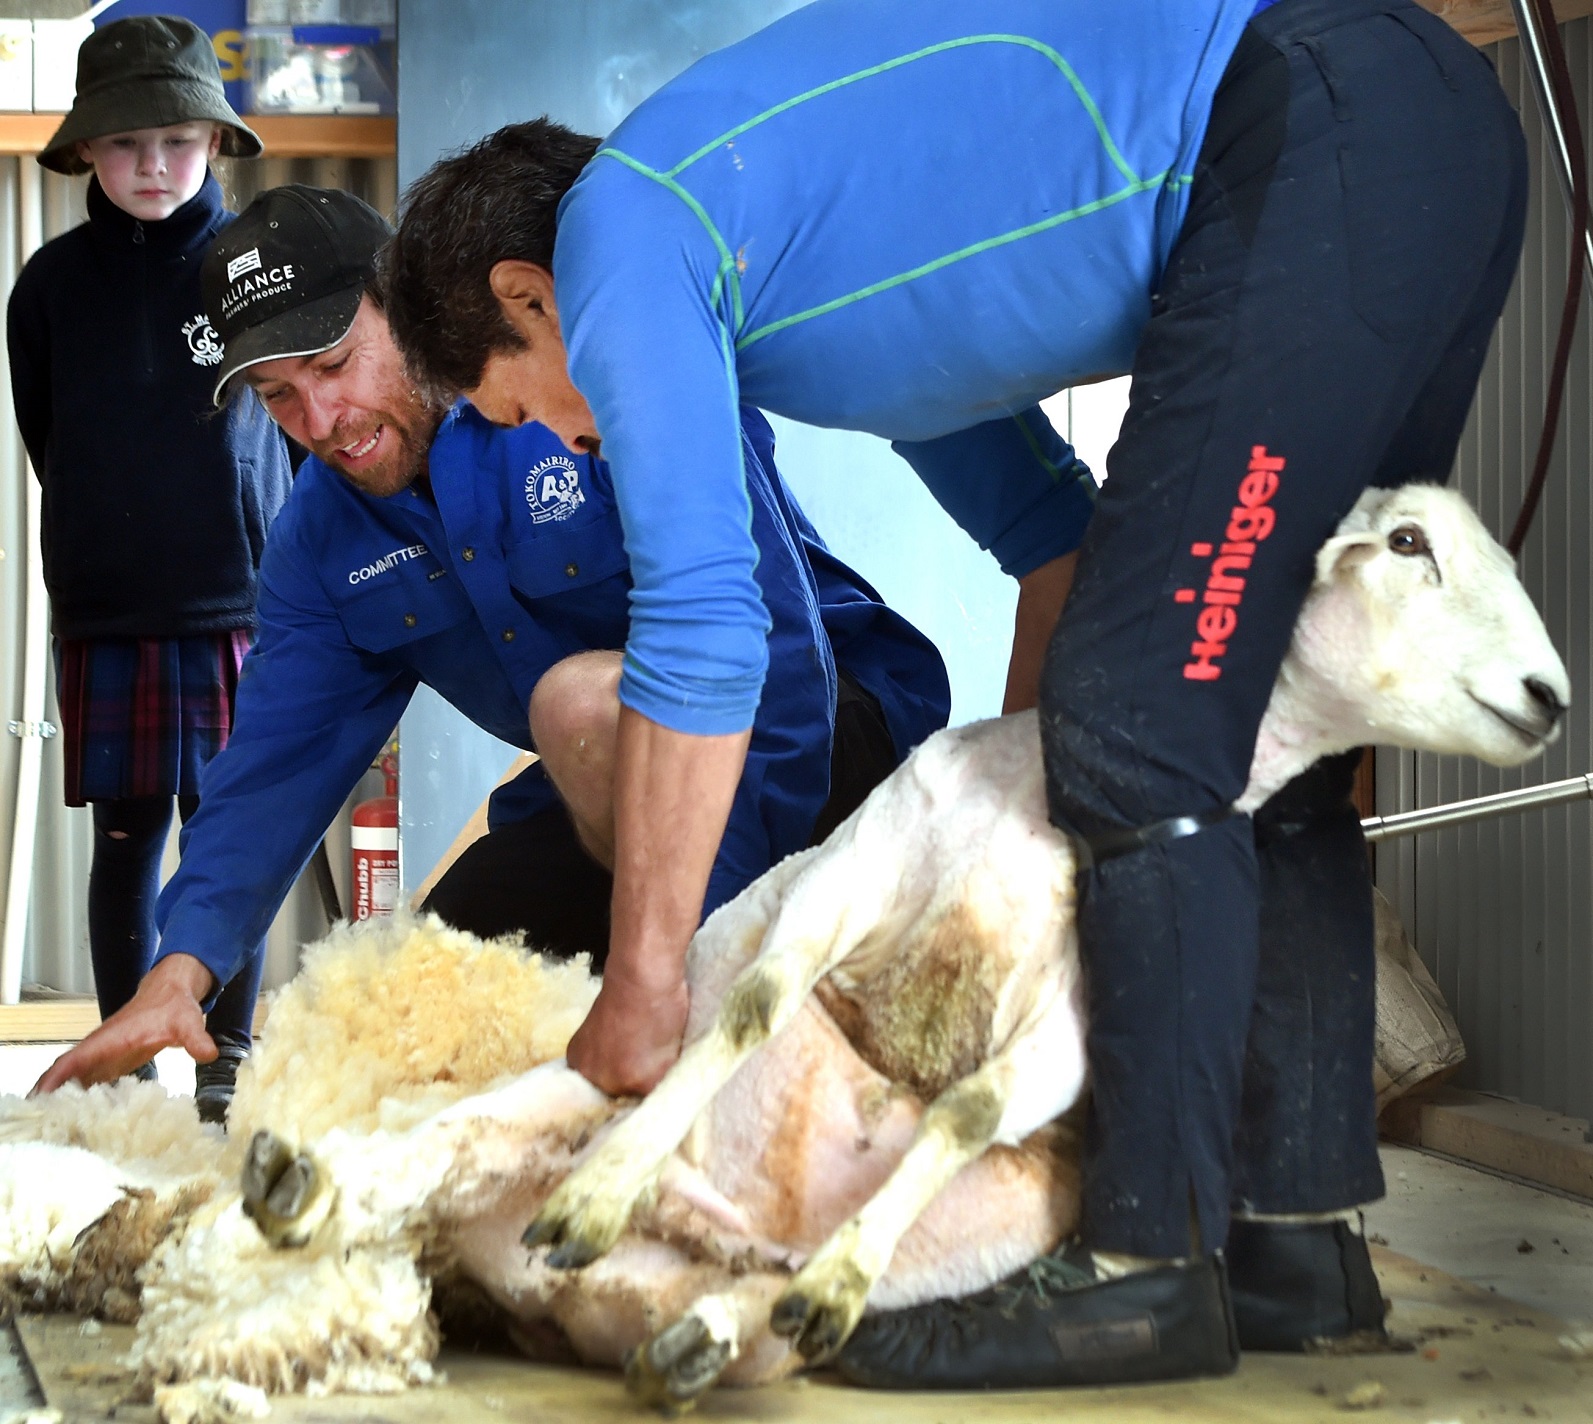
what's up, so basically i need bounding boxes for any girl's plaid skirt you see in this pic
[53,630,252,806]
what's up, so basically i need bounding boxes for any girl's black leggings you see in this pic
[88,795,264,1050]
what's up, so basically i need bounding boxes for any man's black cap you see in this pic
[203,185,391,405]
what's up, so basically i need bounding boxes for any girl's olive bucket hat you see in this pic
[38,14,261,175]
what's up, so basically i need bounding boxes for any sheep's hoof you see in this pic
[770,1263,869,1363]
[241,1130,335,1249]
[520,1210,607,1270]
[624,1306,735,1415]
[521,1177,632,1269]
[241,1129,291,1201]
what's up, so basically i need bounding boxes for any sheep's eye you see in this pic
[1388,525,1431,557]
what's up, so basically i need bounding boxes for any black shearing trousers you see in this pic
[1039,0,1529,1258]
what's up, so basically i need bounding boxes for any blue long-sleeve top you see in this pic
[553,0,1256,735]
[153,404,949,991]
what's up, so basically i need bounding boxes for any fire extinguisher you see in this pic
[351,751,398,921]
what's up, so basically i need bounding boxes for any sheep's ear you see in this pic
[1314,530,1381,586]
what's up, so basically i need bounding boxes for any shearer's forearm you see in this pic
[566,707,751,1095]
[608,705,751,994]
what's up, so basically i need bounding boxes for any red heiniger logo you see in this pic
[1176,446,1286,682]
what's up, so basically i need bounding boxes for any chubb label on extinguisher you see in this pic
[351,823,399,919]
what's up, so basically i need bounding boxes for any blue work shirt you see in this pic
[553,0,1256,736]
[155,404,949,992]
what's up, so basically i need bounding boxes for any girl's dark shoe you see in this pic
[193,1042,250,1127]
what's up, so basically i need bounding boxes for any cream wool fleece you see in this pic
[0,915,600,1408]
[227,914,598,1153]
[0,1080,225,1313]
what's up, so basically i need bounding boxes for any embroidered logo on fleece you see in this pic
[183,314,223,367]
[524,455,585,525]
[1175,445,1286,682]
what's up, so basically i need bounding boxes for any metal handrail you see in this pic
[1360,772,1593,842]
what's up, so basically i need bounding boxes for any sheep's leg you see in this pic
[770,977,1086,1362]
[526,813,907,1270]
[624,1284,778,1416]
[525,933,839,1269]
[627,1306,733,1417]
[241,1063,612,1250]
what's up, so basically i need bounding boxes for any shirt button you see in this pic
[403,613,417,628]
[565,562,579,578]
[461,547,475,562]
[501,628,516,642]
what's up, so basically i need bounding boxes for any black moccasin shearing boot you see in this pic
[1225,1216,1388,1351]
[834,1243,1239,1390]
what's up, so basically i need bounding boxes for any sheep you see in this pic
[511,483,1569,1399]
[0,483,1569,1419]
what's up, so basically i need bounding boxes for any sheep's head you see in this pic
[1283,484,1569,768]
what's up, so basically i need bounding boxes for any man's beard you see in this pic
[320,398,443,498]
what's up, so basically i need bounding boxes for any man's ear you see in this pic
[207,124,223,161]
[488,260,559,341]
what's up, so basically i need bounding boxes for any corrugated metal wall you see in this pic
[1376,23,1593,1122]
[0,154,395,998]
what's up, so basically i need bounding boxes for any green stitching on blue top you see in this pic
[597,34,1172,349]
[1013,409,1063,479]
[667,34,1141,186]
[1013,410,1100,500]
[734,174,1164,351]
[594,147,745,330]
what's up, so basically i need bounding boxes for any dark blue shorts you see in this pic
[423,671,899,954]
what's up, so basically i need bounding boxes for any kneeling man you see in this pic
[36,187,949,1104]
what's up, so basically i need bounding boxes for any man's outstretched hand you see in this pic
[31,953,218,1095]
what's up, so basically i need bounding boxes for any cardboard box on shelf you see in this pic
[32,13,91,111]
[0,20,31,111]
[0,1,90,15]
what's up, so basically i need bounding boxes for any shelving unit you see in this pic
[0,112,394,158]
[1416,0,1593,45]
